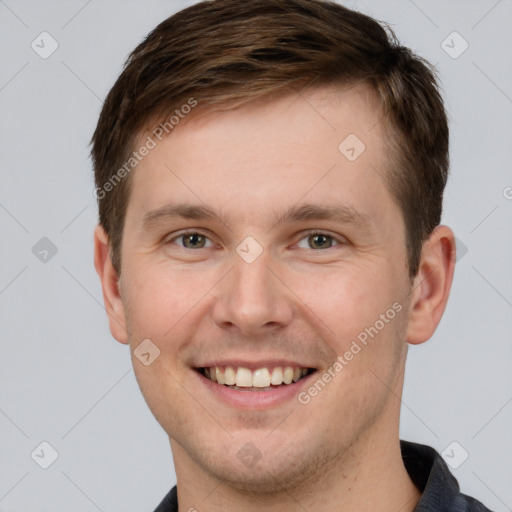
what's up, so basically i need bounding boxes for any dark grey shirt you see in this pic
[153,440,494,511]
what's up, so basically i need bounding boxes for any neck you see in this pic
[170,426,421,512]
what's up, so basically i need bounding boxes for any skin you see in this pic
[95,84,456,512]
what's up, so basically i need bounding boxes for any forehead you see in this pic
[127,84,396,230]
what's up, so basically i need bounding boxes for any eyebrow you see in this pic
[141,202,372,232]
[141,203,228,231]
[271,203,371,229]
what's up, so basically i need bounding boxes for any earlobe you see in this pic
[93,224,129,344]
[405,225,456,345]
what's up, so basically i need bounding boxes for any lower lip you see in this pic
[194,370,316,410]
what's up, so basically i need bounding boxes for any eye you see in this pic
[296,232,340,250]
[170,232,214,249]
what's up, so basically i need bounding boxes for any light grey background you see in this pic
[0,0,511,510]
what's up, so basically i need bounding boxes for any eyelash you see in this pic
[166,230,345,250]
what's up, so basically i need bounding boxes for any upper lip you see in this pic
[194,359,316,370]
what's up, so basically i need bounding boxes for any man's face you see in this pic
[115,85,414,490]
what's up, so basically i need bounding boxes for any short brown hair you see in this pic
[91,0,449,277]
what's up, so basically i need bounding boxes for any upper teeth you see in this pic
[204,366,309,387]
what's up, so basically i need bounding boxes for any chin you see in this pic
[209,463,311,495]
[194,438,337,495]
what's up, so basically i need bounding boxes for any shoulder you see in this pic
[447,493,496,512]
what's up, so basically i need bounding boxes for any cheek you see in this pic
[122,258,214,340]
[130,354,198,437]
[289,262,401,346]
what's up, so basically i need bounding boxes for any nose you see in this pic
[211,255,294,336]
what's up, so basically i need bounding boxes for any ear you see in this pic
[93,224,129,344]
[405,225,456,345]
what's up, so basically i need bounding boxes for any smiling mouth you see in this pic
[196,366,316,391]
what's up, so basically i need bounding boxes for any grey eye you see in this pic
[175,233,211,249]
[296,233,338,250]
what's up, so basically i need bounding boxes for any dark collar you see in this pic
[400,440,493,511]
[153,441,493,511]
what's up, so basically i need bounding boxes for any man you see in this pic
[91,1,494,510]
